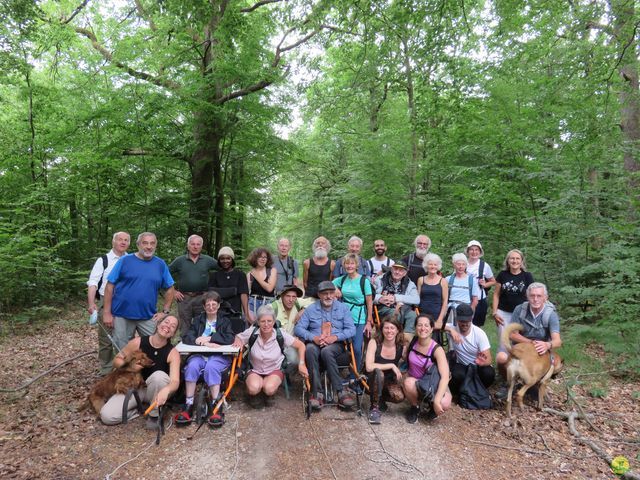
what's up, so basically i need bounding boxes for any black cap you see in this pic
[455,303,474,322]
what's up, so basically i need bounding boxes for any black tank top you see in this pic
[419,278,443,317]
[250,270,274,297]
[140,336,173,381]
[374,342,403,366]
[306,258,331,297]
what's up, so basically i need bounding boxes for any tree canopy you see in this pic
[0,0,638,370]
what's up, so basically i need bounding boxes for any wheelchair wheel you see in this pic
[195,386,209,425]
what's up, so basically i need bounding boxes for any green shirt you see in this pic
[169,254,218,292]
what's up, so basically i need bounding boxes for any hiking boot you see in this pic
[309,393,323,411]
[337,390,356,408]
[264,395,276,407]
[247,394,263,409]
[368,407,382,425]
[174,404,194,426]
[208,412,225,428]
[495,386,509,400]
[406,406,419,424]
[425,408,438,421]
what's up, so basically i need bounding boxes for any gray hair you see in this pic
[451,253,468,265]
[187,234,203,244]
[278,238,291,247]
[414,235,432,250]
[256,305,276,322]
[422,253,442,270]
[348,235,363,246]
[312,236,332,253]
[112,231,130,241]
[136,232,156,244]
[527,282,548,297]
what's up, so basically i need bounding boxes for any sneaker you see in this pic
[208,412,225,428]
[338,390,356,408]
[145,415,159,430]
[406,406,419,424]
[173,404,194,426]
[368,407,382,424]
[425,408,437,420]
[309,394,323,411]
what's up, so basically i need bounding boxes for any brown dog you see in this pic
[502,323,562,418]
[85,350,154,414]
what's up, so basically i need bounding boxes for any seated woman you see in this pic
[175,291,235,428]
[233,305,308,407]
[247,247,277,323]
[100,315,181,429]
[402,313,452,424]
[365,314,406,425]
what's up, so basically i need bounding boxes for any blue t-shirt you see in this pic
[333,275,372,325]
[107,254,174,320]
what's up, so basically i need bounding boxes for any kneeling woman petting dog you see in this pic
[365,314,407,425]
[175,291,235,428]
[403,313,452,424]
[100,315,181,429]
[233,305,308,408]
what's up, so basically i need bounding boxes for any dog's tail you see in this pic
[501,323,523,354]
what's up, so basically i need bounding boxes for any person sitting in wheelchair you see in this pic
[294,281,357,410]
[233,305,308,408]
[175,291,235,428]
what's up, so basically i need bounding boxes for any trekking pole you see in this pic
[97,319,122,353]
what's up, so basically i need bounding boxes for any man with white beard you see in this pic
[402,235,432,284]
[302,236,336,298]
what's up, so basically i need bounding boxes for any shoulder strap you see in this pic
[368,259,374,274]
[276,326,285,354]
[447,274,455,295]
[337,274,347,289]
[468,275,474,303]
[101,254,108,270]
[478,260,485,280]
[96,254,109,297]
[247,326,260,350]
[386,258,391,266]
[359,275,367,297]
[409,253,415,266]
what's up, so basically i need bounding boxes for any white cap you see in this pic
[466,240,483,256]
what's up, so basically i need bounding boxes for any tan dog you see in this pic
[502,323,562,418]
[85,350,154,414]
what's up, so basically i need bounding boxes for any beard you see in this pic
[314,247,328,259]
[415,247,428,257]
[375,248,385,256]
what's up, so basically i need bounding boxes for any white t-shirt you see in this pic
[453,324,491,366]
[368,257,395,276]
[466,260,494,300]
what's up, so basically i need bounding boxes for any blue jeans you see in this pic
[352,323,366,372]
[248,296,275,319]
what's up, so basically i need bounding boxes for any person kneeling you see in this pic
[365,315,407,424]
[100,315,181,429]
[447,304,494,409]
[175,292,235,428]
[403,314,452,423]
[233,305,307,408]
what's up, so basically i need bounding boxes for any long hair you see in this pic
[375,313,405,347]
[502,249,527,271]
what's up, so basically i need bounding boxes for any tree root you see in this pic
[0,351,95,393]
[544,408,640,480]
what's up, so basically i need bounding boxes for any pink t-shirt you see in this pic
[237,327,295,375]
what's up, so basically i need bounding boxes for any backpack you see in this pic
[476,260,491,295]
[336,274,372,307]
[458,364,492,410]
[95,254,108,300]
[517,301,556,339]
[276,256,296,285]
[447,274,474,304]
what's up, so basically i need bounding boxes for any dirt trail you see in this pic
[0,318,637,479]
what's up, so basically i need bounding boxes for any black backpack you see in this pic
[95,254,108,300]
[458,364,492,410]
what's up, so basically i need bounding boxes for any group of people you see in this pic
[86,231,562,427]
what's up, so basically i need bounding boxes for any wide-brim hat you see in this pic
[278,284,303,298]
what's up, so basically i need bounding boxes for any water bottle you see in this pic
[89,310,98,325]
